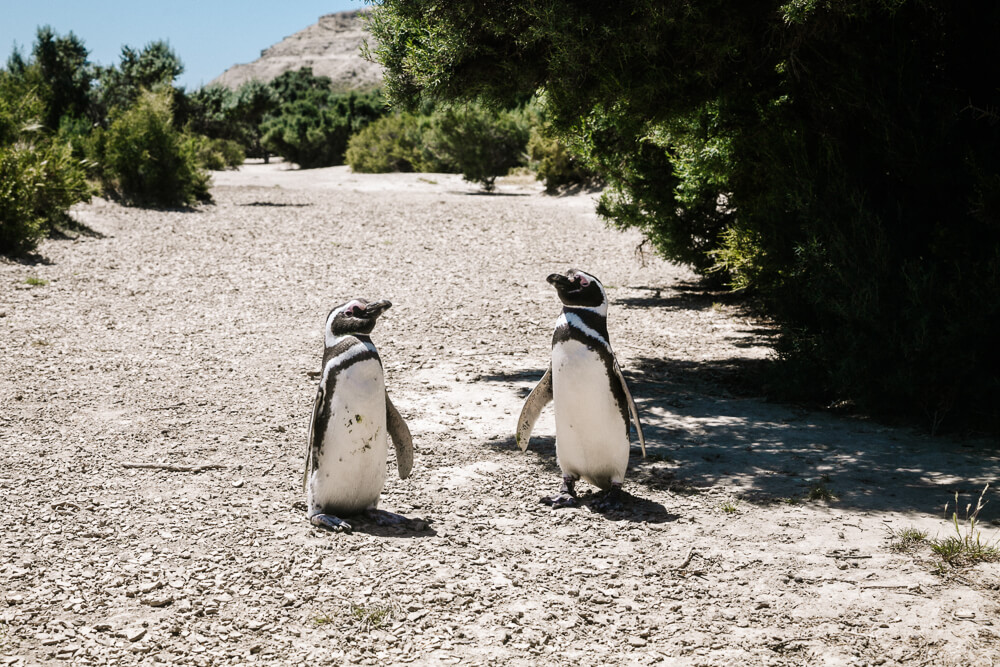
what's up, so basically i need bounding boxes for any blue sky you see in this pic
[0,1,369,90]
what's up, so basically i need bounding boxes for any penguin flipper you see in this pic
[304,383,325,491]
[385,393,414,479]
[516,366,553,452]
[613,361,646,457]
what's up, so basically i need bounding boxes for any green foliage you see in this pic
[232,81,279,160]
[262,69,388,168]
[527,125,598,193]
[346,112,439,173]
[931,486,1000,567]
[90,40,184,121]
[31,26,92,130]
[423,102,530,191]
[370,0,1000,432]
[185,134,245,171]
[261,99,350,169]
[97,90,209,207]
[0,73,91,256]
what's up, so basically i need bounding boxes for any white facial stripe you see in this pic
[557,312,610,347]
[325,300,368,346]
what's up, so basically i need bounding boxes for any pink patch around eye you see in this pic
[578,276,590,286]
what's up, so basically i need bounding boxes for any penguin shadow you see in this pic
[487,435,678,525]
[237,201,313,207]
[292,502,437,539]
[343,516,437,539]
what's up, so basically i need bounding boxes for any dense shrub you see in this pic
[185,134,245,171]
[423,102,530,191]
[262,69,388,168]
[0,75,91,256]
[346,112,444,173]
[98,90,209,207]
[370,0,1000,432]
[261,99,351,169]
[526,126,598,193]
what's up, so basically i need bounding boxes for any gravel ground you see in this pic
[2,163,999,666]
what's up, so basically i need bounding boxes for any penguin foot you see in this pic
[310,513,353,533]
[589,485,627,512]
[540,492,578,508]
[540,475,578,509]
[364,508,410,527]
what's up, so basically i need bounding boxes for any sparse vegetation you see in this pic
[807,484,836,502]
[931,486,1000,567]
[24,276,49,286]
[721,499,740,514]
[888,526,928,553]
[350,602,395,630]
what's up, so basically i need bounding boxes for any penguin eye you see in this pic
[578,276,589,286]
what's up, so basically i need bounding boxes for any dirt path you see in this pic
[2,163,999,666]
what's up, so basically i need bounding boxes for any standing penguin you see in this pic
[517,269,645,508]
[304,299,414,532]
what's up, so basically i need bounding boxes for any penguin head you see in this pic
[547,269,607,312]
[326,299,392,340]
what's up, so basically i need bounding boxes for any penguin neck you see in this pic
[326,331,374,350]
[557,307,611,348]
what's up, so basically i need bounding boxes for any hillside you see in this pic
[209,10,383,91]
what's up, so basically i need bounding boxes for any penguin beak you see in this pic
[547,272,581,295]
[546,273,574,289]
[363,300,392,318]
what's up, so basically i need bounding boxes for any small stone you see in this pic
[142,594,173,608]
[628,636,648,647]
[954,609,976,620]
[139,581,162,594]
[125,627,146,642]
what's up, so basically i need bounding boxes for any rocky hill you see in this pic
[209,10,383,91]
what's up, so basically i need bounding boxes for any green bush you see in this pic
[370,0,1000,432]
[261,70,388,168]
[345,112,443,173]
[184,134,245,171]
[526,126,597,193]
[1,76,91,256]
[261,99,351,169]
[424,102,530,191]
[98,90,210,207]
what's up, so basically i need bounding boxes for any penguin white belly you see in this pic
[551,339,629,489]
[311,358,388,514]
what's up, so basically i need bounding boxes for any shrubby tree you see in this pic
[423,102,529,191]
[262,68,387,167]
[31,26,92,130]
[232,80,278,161]
[91,40,184,121]
[369,0,1000,432]
[96,90,209,207]
[0,70,91,255]
[345,112,433,173]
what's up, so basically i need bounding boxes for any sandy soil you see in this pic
[2,162,999,666]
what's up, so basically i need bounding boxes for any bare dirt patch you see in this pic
[2,163,999,665]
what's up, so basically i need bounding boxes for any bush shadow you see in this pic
[480,359,1000,519]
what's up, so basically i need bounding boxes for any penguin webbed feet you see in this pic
[588,483,627,512]
[540,476,578,509]
[310,513,353,534]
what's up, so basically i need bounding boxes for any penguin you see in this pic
[304,298,414,533]
[516,269,645,509]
